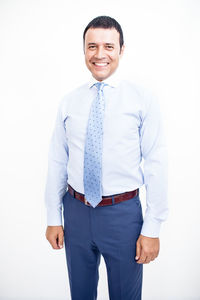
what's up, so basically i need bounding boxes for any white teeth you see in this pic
[94,63,108,66]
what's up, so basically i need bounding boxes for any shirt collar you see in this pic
[88,69,121,89]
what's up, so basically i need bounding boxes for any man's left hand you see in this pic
[135,234,160,264]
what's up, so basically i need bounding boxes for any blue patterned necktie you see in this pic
[83,82,107,207]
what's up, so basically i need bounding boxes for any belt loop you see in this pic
[112,195,115,205]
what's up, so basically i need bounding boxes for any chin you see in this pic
[93,73,110,81]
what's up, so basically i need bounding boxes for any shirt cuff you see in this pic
[140,215,162,238]
[47,207,63,226]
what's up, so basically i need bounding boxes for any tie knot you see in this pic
[94,82,107,92]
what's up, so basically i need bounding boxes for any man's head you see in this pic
[83,16,125,81]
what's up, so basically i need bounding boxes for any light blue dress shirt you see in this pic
[45,73,168,238]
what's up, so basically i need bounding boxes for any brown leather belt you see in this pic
[68,184,139,207]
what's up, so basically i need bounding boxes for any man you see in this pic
[45,16,168,300]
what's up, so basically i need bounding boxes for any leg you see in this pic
[63,191,101,300]
[91,194,144,300]
[103,241,143,300]
[65,240,101,300]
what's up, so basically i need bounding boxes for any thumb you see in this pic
[135,240,141,260]
[58,232,64,249]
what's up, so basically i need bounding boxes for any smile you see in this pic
[93,62,109,66]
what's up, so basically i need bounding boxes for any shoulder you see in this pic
[120,80,154,97]
[61,83,89,105]
[58,83,89,112]
[119,80,158,107]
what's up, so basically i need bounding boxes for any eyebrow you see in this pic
[87,42,115,46]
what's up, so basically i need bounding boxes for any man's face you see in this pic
[84,27,124,81]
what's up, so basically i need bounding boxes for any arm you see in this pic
[136,91,168,263]
[45,99,69,249]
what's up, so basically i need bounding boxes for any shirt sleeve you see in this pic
[44,99,69,226]
[139,91,168,237]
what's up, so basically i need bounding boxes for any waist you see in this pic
[67,184,139,207]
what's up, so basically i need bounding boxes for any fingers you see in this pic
[136,249,147,264]
[57,231,64,249]
[135,234,160,264]
[45,226,64,250]
[136,250,156,264]
[135,240,141,262]
[51,236,60,249]
[144,255,154,264]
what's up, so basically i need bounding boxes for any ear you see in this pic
[83,41,85,54]
[120,44,125,57]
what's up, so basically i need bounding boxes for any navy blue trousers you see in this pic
[63,189,143,300]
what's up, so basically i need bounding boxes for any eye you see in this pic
[106,45,114,50]
[88,45,96,49]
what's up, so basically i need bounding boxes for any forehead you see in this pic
[85,27,120,45]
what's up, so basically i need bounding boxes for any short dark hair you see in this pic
[83,16,124,50]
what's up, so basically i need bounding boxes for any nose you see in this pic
[94,46,106,59]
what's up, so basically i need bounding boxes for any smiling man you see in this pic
[84,26,123,81]
[45,16,168,300]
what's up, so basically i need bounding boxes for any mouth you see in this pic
[92,62,109,67]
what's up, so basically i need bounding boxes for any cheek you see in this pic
[85,52,92,62]
[109,53,119,63]
[110,57,119,67]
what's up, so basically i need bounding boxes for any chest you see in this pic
[64,92,142,142]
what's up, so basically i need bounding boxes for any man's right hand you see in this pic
[45,225,64,249]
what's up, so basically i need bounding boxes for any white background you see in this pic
[0,0,200,299]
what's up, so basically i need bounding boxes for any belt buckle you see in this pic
[84,196,90,206]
